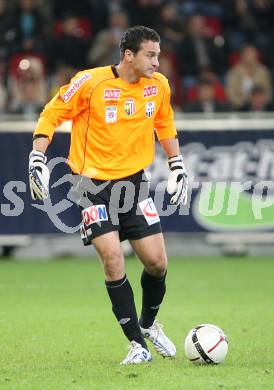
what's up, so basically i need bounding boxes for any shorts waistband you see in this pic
[71,169,145,183]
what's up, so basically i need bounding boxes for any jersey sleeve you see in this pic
[154,76,177,141]
[34,70,93,142]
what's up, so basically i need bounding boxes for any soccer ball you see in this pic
[184,324,228,364]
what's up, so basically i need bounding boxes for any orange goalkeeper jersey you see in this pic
[34,65,177,180]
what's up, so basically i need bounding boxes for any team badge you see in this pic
[124,99,135,115]
[105,106,117,123]
[139,198,160,225]
[145,102,155,118]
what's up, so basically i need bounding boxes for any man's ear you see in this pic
[124,49,134,63]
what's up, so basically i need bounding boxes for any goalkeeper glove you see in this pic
[29,150,49,200]
[167,155,188,205]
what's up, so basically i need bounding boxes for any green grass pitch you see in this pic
[0,256,274,389]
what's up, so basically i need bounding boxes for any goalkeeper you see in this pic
[29,26,188,364]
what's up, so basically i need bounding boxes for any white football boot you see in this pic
[120,341,152,365]
[140,320,176,357]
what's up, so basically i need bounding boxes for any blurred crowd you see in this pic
[1,0,274,117]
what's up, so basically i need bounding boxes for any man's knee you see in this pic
[145,253,167,277]
[100,249,124,280]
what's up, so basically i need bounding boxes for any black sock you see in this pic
[105,275,148,350]
[139,270,167,329]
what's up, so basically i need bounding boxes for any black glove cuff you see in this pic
[168,155,183,171]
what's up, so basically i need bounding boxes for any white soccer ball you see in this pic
[184,324,228,364]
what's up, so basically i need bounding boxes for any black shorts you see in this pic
[76,170,162,245]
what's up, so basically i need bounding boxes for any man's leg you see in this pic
[92,231,149,352]
[130,233,176,357]
[130,232,167,327]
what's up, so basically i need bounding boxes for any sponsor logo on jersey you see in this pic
[103,89,121,100]
[124,98,135,115]
[145,101,155,117]
[62,73,91,102]
[139,198,160,225]
[144,85,157,98]
[105,106,117,123]
[82,205,108,226]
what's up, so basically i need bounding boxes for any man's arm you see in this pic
[33,136,50,154]
[29,69,92,200]
[153,75,188,205]
[159,137,180,158]
[33,70,92,142]
[28,135,51,200]
[159,136,188,206]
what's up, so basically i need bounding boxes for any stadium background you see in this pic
[1,0,274,257]
[1,1,274,389]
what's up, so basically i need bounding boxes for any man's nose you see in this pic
[153,58,159,68]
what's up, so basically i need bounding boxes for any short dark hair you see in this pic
[198,80,214,88]
[119,26,160,57]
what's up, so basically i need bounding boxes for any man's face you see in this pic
[199,84,214,102]
[241,46,258,65]
[127,40,160,79]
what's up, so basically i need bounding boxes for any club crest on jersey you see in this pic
[144,85,157,98]
[103,89,121,100]
[145,102,155,117]
[139,198,160,225]
[105,106,117,123]
[62,73,91,102]
[82,205,108,226]
[124,99,135,115]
